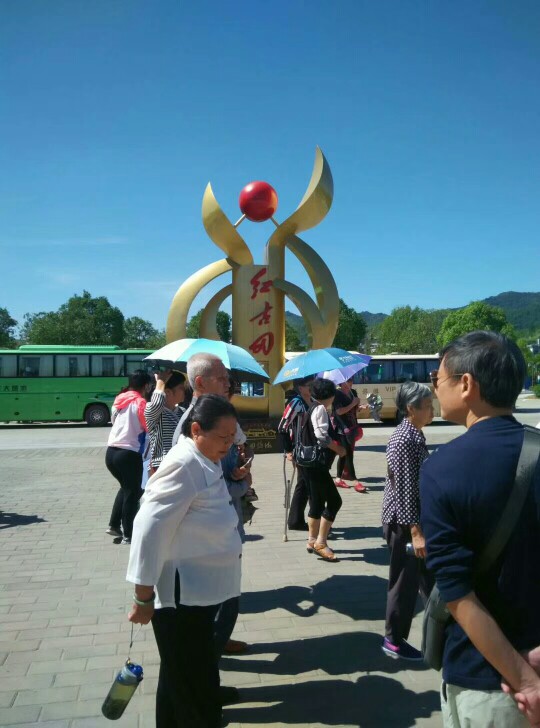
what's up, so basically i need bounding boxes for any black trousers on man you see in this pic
[383,522,434,644]
[287,465,309,529]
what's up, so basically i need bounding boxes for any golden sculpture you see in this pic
[166,147,339,417]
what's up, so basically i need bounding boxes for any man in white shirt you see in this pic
[171,353,230,446]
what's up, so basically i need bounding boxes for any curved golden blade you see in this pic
[268,147,334,251]
[286,234,339,329]
[200,284,232,340]
[273,232,340,349]
[202,183,254,265]
[166,258,232,342]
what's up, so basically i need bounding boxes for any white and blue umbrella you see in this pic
[145,338,269,383]
[273,348,371,385]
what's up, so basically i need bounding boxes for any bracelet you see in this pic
[133,592,155,606]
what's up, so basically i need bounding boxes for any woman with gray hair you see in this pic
[381,381,435,661]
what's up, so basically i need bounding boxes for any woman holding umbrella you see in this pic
[302,378,347,562]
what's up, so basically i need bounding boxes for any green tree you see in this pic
[0,307,17,348]
[22,291,124,345]
[285,320,302,351]
[185,309,232,342]
[333,299,367,350]
[437,301,516,349]
[375,306,443,354]
[123,317,166,348]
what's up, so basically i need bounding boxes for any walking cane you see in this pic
[282,456,296,542]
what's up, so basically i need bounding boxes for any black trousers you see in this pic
[306,467,342,522]
[383,523,434,643]
[336,440,357,480]
[152,603,221,728]
[105,446,143,539]
[287,466,309,528]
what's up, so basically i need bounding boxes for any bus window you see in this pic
[19,355,54,377]
[424,359,440,383]
[126,355,147,375]
[394,360,425,383]
[0,355,17,377]
[55,355,90,377]
[240,382,266,397]
[91,355,125,377]
[354,360,394,384]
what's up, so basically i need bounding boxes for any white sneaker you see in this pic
[121,537,131,545]
[106,527,122,538]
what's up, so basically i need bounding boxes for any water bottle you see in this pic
[102,660,143,720]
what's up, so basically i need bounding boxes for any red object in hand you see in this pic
[239,181,278,222]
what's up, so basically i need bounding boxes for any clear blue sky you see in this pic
[1,0,539,330]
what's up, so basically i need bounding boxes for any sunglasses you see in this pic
[429,370,464,390]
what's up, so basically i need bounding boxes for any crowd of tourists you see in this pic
[104,332,540,728]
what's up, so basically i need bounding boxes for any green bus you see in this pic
[0,345,152,426]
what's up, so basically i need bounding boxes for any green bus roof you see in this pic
[0,346,153,355]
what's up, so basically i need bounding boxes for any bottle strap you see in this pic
[127,622,143,663]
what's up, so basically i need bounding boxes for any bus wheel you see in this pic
[85,404,110,426]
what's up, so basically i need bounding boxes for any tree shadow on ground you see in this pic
[225,673,439,727]
[0,511,46,530]
[222,630,427,678]
[241,574,388,620]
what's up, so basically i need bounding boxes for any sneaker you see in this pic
[382,637,423,661]
[106,527,122,538]
[121,537,131,545]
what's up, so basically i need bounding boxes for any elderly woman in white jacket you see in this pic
[127,394,242,728]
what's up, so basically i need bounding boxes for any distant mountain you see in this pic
[285,291,540,343]
[481,291,540,333]
[359,311,388,328]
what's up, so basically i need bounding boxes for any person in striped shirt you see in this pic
[144,370,186,475]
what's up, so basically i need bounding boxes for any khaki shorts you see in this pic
[441,681,529,728]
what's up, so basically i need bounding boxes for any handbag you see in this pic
[293,405,328,469]
[422,426,540,670]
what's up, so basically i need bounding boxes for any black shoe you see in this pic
[288,523,309,531]
[219,686,240,706]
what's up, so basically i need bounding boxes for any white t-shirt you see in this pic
[126,436,242,607]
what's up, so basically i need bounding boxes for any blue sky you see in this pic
[1,0,539,330]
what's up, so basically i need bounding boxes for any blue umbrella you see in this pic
[273,348,371,385]
[144,338,269,382]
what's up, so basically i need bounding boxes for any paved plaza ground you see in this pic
[1,397,539,728]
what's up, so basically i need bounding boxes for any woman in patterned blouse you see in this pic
[381,381,435,661]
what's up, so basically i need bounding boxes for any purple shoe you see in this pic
[382,637,423,661]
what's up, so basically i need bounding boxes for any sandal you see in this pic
[334,478,351,489]
[306,538,316,553]
[313,542,339,562]
[353,482,369,493]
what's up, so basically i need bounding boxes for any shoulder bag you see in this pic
[422,425,540,670]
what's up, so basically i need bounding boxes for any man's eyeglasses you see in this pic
[429,370,464,390]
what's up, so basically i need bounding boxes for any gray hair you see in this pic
[396,381,432,417]
[186,353,223,389]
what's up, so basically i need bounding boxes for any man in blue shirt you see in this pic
[420,331,540,727]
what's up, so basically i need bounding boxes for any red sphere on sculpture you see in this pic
[239,181,278,222]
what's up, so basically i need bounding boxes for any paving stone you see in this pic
[0,426,463,726]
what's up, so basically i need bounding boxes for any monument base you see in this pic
[240,417,283,454]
